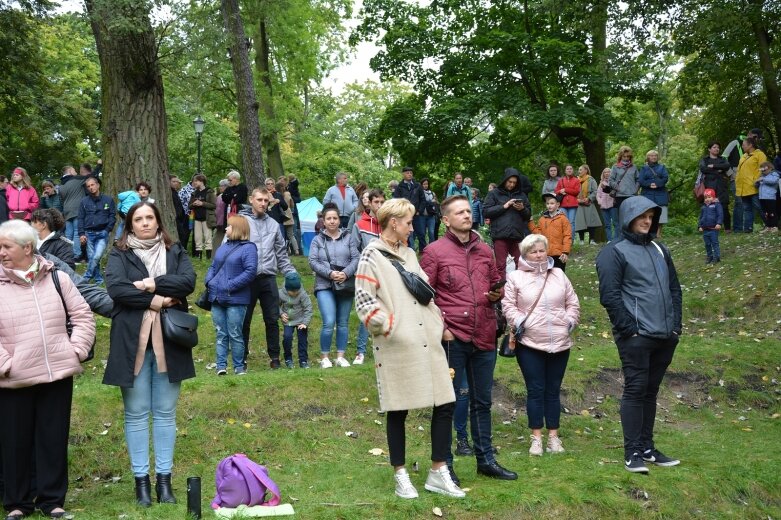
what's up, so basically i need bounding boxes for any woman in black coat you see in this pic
[699,140,732,230]
[31,208,75,269]
[103,202,195,508]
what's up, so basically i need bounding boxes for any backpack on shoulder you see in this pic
[212,454,281,509]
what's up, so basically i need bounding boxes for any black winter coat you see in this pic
[103,242,196,387]
[39,231,75,269]
[483,168,532,241]
[393,180,425,215]
[0,188,8,223]
[699,156,731,203]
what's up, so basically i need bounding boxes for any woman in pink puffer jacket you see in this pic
[502,233,580,458]
[0,219,95,519]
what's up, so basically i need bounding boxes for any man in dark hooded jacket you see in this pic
[483,168,532,278]
[595,196,682,474]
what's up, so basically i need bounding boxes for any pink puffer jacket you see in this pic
[6,186,40,220]
[0,255,95,388]
[502,256,580,353]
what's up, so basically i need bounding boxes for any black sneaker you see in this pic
[643,448,680,467]
[455,438,474,456]
[269,359,281,370]
[625,452,649,473]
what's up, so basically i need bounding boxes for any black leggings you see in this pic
[578,227,597,242]
[386,402,455,467]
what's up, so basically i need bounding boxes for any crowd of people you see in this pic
[0,133,779,515]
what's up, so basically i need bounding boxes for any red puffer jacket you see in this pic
[420,230,500,351]
[555,175,581,208]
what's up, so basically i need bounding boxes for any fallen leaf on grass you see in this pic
[433,507,443,517]
[368,448,385,456]
[98,429,108,436]
[289,496,299,502]
[771,413,780,419]
[345,431,358,438]
[243,423,252,429]
[374,420,382,425]
[227,418,236,425]
[741,427,753,432]
[360,397,369,402]
[580,410,590,417]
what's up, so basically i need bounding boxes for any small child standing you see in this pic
[279,273,313,368]
[528,192,571,271]
[756,161,779,232]
[698,189,723,264]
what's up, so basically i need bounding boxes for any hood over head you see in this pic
[619,195,661,236]
[500,168,521,192]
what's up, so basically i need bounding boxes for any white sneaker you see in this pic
[320,358,333,369]
[353,353,365,365]
[529,435,543,456]
[546,435,565,453]
[424,466,465,498]
[394,468,418,499]
[334,357,351,367]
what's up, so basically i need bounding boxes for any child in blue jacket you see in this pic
[698,189,723,264]
[756,161,779,231]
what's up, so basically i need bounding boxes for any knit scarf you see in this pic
[127,233,167,278]
[579,173,591,199]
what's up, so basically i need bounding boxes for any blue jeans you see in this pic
[114,219,125,240]
[731,180,743,231]
[283,325,309,363]
[562,207,577,242]
[516,346,570,430]
[453,368,469,441]
[356,322,368,356]
[315,289,353,354]
[422,215,437,246]
[702,229,720,260]
[444,338,497,465]
[121,349,181,477]
[602,207,619,242]
[211,303,248,372]
[65,218,80,258]
[84,230,108,284]
[412,215,427,251]
[741,194,764,231]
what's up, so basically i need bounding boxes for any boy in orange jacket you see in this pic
[528,193,572,271]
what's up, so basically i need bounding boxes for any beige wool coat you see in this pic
[355,239,455,412]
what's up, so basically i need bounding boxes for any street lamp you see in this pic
[193,115,205,174]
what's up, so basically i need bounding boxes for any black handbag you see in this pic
[322,239,356,295]
[379,250,436,305]
[498,334,515,358]
[160,308,199,349]
[51,268,95,363]
[498,272,548,358]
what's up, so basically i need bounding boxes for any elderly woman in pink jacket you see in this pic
[502,233,580,457]
[0,219,95,520]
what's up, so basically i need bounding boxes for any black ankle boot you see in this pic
[155,473,177,504]
[206,250,212,259]
[135,474,152,507]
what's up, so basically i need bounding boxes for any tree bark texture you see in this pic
[221,0,266,190]
[748,0,781,144]
[85,0,177,235]
[255,19,285,181]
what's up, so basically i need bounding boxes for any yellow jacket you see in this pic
[735,149,767,197]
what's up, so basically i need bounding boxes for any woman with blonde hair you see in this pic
[608,146,639,211]
[5,167,39,221]
[205,215,258,375]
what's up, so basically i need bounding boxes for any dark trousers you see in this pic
[445,339,497,465]
[493,239,520,279]
[760,199,778,228]
[551,255,566,272]
[453,369,469,441]
[702,229,720,260]
[241,274,281,365]
[411,215,427,251]
[282,325,309,363]
[386,403,455,467]
[0,377,73,516]
[616,334,678,457]
[516,346,569,430]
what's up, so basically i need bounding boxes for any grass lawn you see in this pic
[59,231,781,518]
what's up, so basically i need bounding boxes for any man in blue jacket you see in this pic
[78,177,116,285]
[596,196,682,474]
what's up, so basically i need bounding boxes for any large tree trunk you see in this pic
[584,0,608,171]
[748,0,781,144]
[221,0,266,190]
[255,19,285,181]
[85,0,176,235]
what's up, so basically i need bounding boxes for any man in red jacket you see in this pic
[420,195,518,485]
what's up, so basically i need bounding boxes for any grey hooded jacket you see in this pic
[595,196,682,341]
[240,208,296,277]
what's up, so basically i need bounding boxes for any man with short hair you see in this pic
[446,173,470,198]
[392,167,426,250]
[351,188,385,364]
[241,188,297,370]
[322,172,359,229]
[60,163,98,262]
[421,195,518,485]
[596,196,682,473]
[78,177,115,285]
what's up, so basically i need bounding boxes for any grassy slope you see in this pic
[64,231,780,519]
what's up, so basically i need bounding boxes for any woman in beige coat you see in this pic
[0,219,95,519]
[355,198,463,500]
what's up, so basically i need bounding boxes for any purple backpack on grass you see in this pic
[211,454,281,509]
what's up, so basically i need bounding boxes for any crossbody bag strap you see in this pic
[50,268,71,325]
[209,244,242,283]
[521,271,549,325]
[378,249,407,275]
